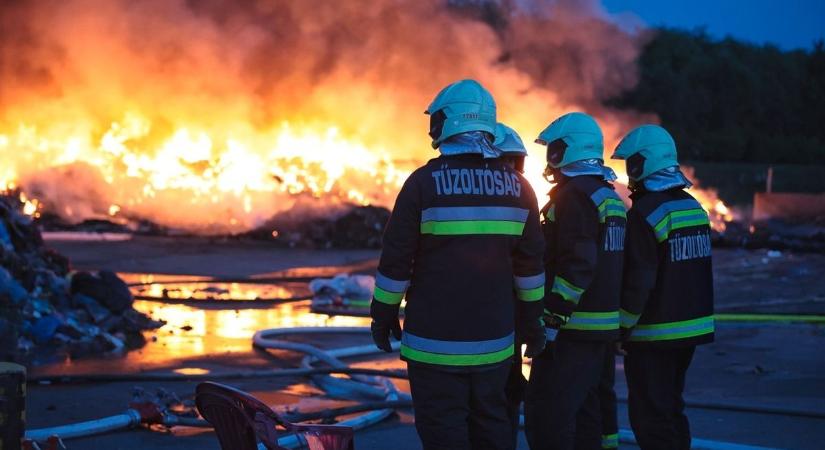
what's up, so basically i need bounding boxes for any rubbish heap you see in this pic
[0,192,163,361]
[713,219,825,253]
[246,205,390,249]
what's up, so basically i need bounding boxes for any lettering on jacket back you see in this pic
[431,167,522,198]
[669,231,712,262]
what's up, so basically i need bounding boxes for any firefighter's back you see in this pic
[626,188,714,347]
[400,154,542,368]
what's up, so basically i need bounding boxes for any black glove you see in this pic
[517,300,546,358]
[523,317,546,358]
[370,301,402,352]
[542,311,569,329]
[542,309,570,344]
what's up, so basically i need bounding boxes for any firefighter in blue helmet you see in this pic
[495,122,528,174]
[369,80,546,450]
[524,112,626,450]
[493,122,536,447]
[612,124,714,450]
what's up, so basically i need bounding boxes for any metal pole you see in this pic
[766,166,774,193]
[0,362,26,450]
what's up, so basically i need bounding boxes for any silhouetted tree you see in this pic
[608,29,825,164]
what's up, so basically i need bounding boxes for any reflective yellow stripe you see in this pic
[400,344,514,366]
[372,286,403,305]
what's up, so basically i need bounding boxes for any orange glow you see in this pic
[0,121,410,232]
[682,167,736,232]
[131,280,306,302]
[0,0,733,233]
[173,367,211,375]
[131,300,369,361]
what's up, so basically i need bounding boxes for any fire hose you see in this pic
[24,327,408,449]
[24,326,806,449]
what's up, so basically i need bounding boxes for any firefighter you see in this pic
[369,79,547,450]
[494,122,528,174]
[524,112,626,450]
[611,124,714,450]
[493,122,533,446]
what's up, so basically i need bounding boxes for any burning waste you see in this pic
[0,0,746,244]
[1,0,655,234]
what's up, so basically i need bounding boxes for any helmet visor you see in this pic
[541,138,568,167]
[626,152,646,180]
[428,109,447,143]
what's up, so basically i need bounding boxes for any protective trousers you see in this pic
[573,349,618,450]
[506,351,527,447]
[624,346,696,450]
[597,350,618,449]
[407,362,513,450]
[524,340,608,450]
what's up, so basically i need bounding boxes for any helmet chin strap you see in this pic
[543,165,563,183]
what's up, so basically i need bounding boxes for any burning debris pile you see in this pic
[0,192,163,360]
[245,205,390,249]
[713,219,825,253]
[0,0,642,233]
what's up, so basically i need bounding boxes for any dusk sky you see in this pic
[602,0,825,50]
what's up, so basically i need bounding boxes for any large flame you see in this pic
[0,0,732,233]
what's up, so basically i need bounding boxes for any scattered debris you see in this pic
[725,363,772,376]
[0,192,164,361]
[309,274,374,307]
[246,205,390,249]
[713,218,825,253]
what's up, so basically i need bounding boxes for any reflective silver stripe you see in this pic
[590,187,618,207]
[646,199,702,228]
[567,315,619,326]
[551,276,583,303]
[375,271,409,293]
[620,309,640,328]
[421,206,529,222]
[401,331,514,355]
[515,272,545,290]
[631,318,714,338]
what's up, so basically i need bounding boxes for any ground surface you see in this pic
[22,237,825,449]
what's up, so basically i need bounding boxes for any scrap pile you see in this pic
[0,192,163,360]
[246,205,390,249]
[714,219,825,253]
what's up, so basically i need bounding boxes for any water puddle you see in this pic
[30,272,371,376]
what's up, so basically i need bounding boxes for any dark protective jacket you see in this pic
[370,154,546,370]
[620,188,715,347]
[541,175,626,341]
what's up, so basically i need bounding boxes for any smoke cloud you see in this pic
[0,0,648,232]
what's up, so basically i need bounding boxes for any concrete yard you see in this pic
[22,236,825,450]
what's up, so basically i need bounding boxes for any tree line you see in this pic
[608,28,825,165]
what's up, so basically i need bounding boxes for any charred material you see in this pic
[0,193,163,361]
[712,218,825,253]
[246,205,390,249]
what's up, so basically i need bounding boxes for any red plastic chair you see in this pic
[196,381,355,450]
